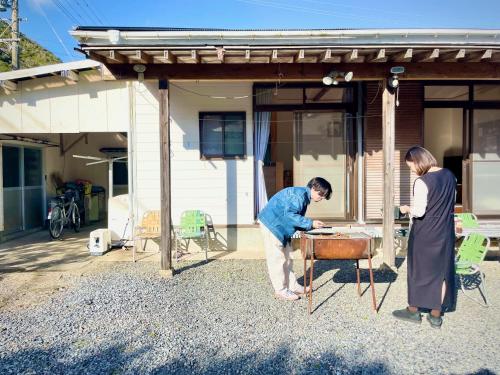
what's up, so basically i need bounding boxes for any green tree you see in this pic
[0,20,61,72]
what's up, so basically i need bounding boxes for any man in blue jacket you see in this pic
[258,177,332,301]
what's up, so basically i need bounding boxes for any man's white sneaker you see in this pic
[292,285,311,295]
[274,289,300,301]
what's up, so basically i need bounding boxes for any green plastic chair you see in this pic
[455,233,491,307]
[175,210,209,262]
[455,213,479,229]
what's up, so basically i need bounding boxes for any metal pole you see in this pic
[11,0,19,70]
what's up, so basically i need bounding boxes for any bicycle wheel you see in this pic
[72,203,81,232]
[49,206,64,239]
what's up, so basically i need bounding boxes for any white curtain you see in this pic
[255,89,272,214]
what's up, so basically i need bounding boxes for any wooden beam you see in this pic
[271,49,278,63]
[416,48,440,62]
[99,64,117,80]
[130,50,153,64]
[368,48,387,62]
[481,49,493,60]
[318,49,341,63]
[60,70,79,82]
[190,50,200,63]
[216,47,225,62]
[101,62,500,80]
[108,50,128,63]
[0,80,17,91]
[439,49,466,62]
[382,81,396,268]
[392,48,413,62]
[88,51,108,64]
[159,79,172,274]
[344,49,359,62]
[61,133,88,156]
[294,49,306,63]
[343,49,365,63]
[154,50,177,64]
[59,134,64,156]
[312,87,330,102]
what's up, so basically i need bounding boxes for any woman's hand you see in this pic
[399,205,411,214]
[312,220,325,229]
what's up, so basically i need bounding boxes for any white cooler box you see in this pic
[89,228,111,256]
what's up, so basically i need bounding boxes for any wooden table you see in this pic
[300,230,377,314]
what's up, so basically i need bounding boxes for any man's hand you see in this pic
[399,205,410,214]
[312,220,325,229]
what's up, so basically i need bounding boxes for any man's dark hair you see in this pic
[307,177,332,200]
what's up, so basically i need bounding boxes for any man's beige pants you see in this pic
[260,224,301,293]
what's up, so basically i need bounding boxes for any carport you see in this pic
[0,60,132,244]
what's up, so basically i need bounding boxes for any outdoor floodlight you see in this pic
[133,64,147,82]
[322,71,354,86]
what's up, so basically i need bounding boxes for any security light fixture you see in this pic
[322,70,354,86]
[133,64,147,82]
[388,66,405,88]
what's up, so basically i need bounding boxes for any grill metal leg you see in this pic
[356,260,361,296]
[367,254,377,312]
[308,250,314,315]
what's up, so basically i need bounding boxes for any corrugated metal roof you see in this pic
[0,60,101,82]
[74,26,354,32]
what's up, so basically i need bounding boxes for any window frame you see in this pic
[199,111,247,160]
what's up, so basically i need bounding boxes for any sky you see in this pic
[7,0,500,62]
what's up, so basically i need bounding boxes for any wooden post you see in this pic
[382,81,396,268]
[159,79,173,275]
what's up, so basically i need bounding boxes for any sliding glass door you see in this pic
[293,111,353,219]
[2,145,44,235]
[471,109,500,214]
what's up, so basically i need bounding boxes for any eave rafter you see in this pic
[81,46,500,65]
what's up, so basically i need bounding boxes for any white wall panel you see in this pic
[0,91,22,133]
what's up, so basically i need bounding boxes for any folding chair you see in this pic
[455,213,479,229]
[175,210,209,262]
[455,233,491,307]
[133,210,161,262]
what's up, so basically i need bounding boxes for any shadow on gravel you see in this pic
[297,259,403,313]
[151,344,392,375]
[0,344,151,375]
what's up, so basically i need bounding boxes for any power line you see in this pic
[82,0,105,25]
[59,0,87,24]
[236,0,405,24]
[35,1,73,61]
[51,0,80,24]
[74,0,99,25]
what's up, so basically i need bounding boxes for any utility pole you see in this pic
[11,0,18,70]
[0,0,20,70]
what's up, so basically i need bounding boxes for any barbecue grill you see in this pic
[300,229,377,314]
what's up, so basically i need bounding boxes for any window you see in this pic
[199,112,246,158]
[424,85,469,101]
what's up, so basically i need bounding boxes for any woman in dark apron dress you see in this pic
[393,146,457,328]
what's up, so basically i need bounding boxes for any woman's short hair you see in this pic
[405,146,437,176]
[307,177,332,200]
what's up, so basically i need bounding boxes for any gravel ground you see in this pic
[0,259,499,375]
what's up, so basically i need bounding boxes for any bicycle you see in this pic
[48,189,81,239]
